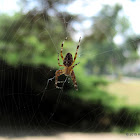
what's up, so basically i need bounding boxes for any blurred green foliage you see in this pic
[82,4,139,75]
[0,12,64,66]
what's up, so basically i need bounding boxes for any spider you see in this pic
[55,37,81,91]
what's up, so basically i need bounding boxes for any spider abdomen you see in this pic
[63,53,73,67]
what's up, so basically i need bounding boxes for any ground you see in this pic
[104,77,140,106]
[0,132,139,140]
[1,77,139,140]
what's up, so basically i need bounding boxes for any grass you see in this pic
[103,78,140,106]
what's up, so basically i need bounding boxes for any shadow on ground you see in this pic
[0,60,139,137]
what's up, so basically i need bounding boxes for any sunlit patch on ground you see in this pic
[0,132,139,140]
[104,77,140,106]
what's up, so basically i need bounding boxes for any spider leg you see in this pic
[70,70,78,91]
[72,62,80,69]
[55,69,64,89]
[57,81,65,83]
[58,53,64,67]
[60,37,67,60]
[72,37,81,65]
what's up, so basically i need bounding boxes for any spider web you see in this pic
[0,0,140,138]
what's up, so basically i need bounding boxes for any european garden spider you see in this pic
[55,37,81,91]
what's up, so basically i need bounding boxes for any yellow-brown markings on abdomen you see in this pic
[64,67,71,76]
